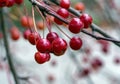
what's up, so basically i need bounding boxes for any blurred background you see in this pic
[0,0,120,84]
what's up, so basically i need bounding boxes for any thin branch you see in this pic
[0,8,19,84]
[48,0,120,47]
[28,0,120,47]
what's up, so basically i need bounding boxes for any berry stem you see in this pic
[32,6,38,32]
[0,8,20,84]
[48,0,120,47]
[54,23,71,39]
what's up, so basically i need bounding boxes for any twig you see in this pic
[48,0,120,47]
[28,0,120,47]
[0,8,19,84]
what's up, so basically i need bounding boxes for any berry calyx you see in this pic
[68,18,84,34]
[34,52,51,64]
[46,32,59,43]
[69,37,82,50]
[36,38,51,53]
[52,38,67,56]
[60,0,70,9]
[80,13,92,28]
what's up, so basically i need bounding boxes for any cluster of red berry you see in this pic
[0,0,23,7]
[1,0,93,64]
[20,0,93,64]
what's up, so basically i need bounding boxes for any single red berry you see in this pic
[60,0,70,9]
[54,8,69,25]
[69,18,84,34]
[47,74,55,82]
[10,26,20,40]
[28,32,40,45]
[14,0,23,5]
[20,16,34,28]
[0,0,9,7]
[52,38,67,56]
[80,68,90,77]
[34,52,50,64]
[36,38,51,53]
[74,2,85,11]
[57,8,69,18]
[69,37,82,50]
[80,13,92,28]
[23,29,31,40]
[46,32,59,43]
[91,58,103,70]
[114,56,120,65]
[7,0,15,7]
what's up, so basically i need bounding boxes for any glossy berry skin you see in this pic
[47,32,59,43]
[80,14,92,28]
[15,0,23,5]
[52,38,67,56]
[34,52,50,64]
[10,26,20,40]
[36,38,51,53]
[60,0,70,9]
[57,8,69,18]
[20,16,34,28]
[7,0,15,7]
[23,29,31,40]
[69,37,82,50]
[28,32,40,45]
[0,0,9,7]
[69,18,84,34]
[54,8,69,25]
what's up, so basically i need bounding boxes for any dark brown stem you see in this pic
[28,0,120,47]
[48,0,120,47]
[0,8,19,84]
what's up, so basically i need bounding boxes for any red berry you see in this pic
[23,29,31,40]
[57,8,69,18]
[69,37,82,50]
[46,32,59,43]
[91,58,103,70]
[34,52,50,64]
[15,0,23,5]
[52,38,67,56]
[7,0,15,7]
[80,68,90,77]
[69,18,84,34]
[20,16,34,28]
[60,0,70,9]
[114,56,120,65]
[10,26,20,40]
[80,13,92,28]
[74,2,85,11]
[0,0,9,7]
[28,32,40,45]
[54,8,69,25]
[36,38,51,53]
